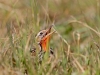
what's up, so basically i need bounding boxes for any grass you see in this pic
[0,0,100,75]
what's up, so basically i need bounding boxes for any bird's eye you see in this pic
[40,32,43,35]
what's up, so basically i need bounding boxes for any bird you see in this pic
[34,25,55,63]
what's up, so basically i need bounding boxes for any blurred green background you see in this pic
[0,0,100,75]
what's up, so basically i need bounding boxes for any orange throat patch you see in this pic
[40,35,50,51]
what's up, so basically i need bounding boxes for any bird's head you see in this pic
[36,25,54,51]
